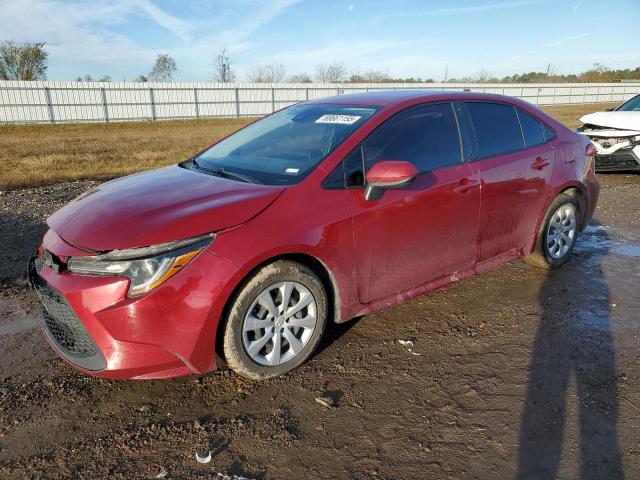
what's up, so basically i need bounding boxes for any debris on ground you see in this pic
[315,395,336,408]
[398,338,422,355]
[195,451,212,464]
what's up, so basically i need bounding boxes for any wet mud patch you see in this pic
[0,174,638,478]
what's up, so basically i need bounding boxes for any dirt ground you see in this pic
[0,172,639,479]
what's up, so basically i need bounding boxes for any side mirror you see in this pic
[364,160,418,201]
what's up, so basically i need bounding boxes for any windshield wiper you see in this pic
[191,159,261,184]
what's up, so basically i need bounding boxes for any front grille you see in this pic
[37,286,98,358]
[27,256,106,371]
[595,152,640,170]
[594,137,626,147]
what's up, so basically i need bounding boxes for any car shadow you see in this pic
[0,211,48,288]
[312,315,362,359]
[516,220,623,479]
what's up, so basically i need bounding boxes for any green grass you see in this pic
[0,103,618,191]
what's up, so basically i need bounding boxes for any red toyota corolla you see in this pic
[29,91,599,380]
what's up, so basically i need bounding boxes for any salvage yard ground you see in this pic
[0,102,638,479]
[0,102,619,191]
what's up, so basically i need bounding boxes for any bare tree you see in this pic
[590,63,609,74]
[0,41,48,80]
[473,69,496,83]
[349,69,390,82]
[76,74,111,82]
[148,54,177,82]
[314,62,347,83]
[247,63,287,83]
[288,73,312,83]
[213,48,235,82]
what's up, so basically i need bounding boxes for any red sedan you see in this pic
[29,91,599,380]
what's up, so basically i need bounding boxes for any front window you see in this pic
[616,94,640,112]
[189,103,378,185]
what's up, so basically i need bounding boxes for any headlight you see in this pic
[67,233,214,297]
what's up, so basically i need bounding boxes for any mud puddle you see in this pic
[0,298,38,336]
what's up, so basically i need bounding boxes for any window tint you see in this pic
[322,147,364,189]
[194,103,377,185]
[362,103,461,172]
[516,107,546,147]
[543,124,556,141]
[344,147,365,187]
[321,161,345,189]
[616,94,640,112]
[453,102,478,161]
[465,102,524,158]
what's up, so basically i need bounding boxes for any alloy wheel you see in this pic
[546,203,577,259]
[242,281,317,366]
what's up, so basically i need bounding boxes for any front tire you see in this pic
[524,193,580,269]
[222,260,327,380]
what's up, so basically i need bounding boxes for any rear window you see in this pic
[516,107,546,147]
[465,102,524,158]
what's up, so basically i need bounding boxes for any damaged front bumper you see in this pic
[578,127,640,172]
[27,229,241,379]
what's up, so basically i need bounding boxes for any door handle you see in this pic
[452,177,480,194]
[531,157,550,170]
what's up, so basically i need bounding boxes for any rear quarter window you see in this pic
[465,102,524,158]
[516,107,546,148]
[543,123,557,141]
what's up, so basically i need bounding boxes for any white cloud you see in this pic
[380,0,538,18]
[0,0,301,79]
[132,0,194,42]
[504,32,592,63]
[267,39,415,75]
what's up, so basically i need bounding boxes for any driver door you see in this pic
[344,102,481,303]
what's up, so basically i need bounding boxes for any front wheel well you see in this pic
[214,253,339,362]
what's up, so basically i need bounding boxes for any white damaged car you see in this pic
[578,94,640,172]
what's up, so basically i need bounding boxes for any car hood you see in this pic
[47,165,285,251]
[580,111,640,132]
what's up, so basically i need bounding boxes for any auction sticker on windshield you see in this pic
[315,114,362,125]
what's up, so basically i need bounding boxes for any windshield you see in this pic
[189,103,378,185]
[616,94,640,112]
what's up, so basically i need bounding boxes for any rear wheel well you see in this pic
[215,253,338,363]
[561,186,587,230]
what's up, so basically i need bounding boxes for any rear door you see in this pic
[341,102,481,303]
[455,101,554,262]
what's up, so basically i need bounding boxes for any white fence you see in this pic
[1,80,639,124]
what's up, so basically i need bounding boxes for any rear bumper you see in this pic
[28,235,241,380]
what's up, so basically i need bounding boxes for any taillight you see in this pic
[586,143,596,157]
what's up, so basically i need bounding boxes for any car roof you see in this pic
[307,89,521,108]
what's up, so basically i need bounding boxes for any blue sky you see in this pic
[1,0,639,81]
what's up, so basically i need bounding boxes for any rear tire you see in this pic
[524,193,580,269]
[222,260,327,380]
